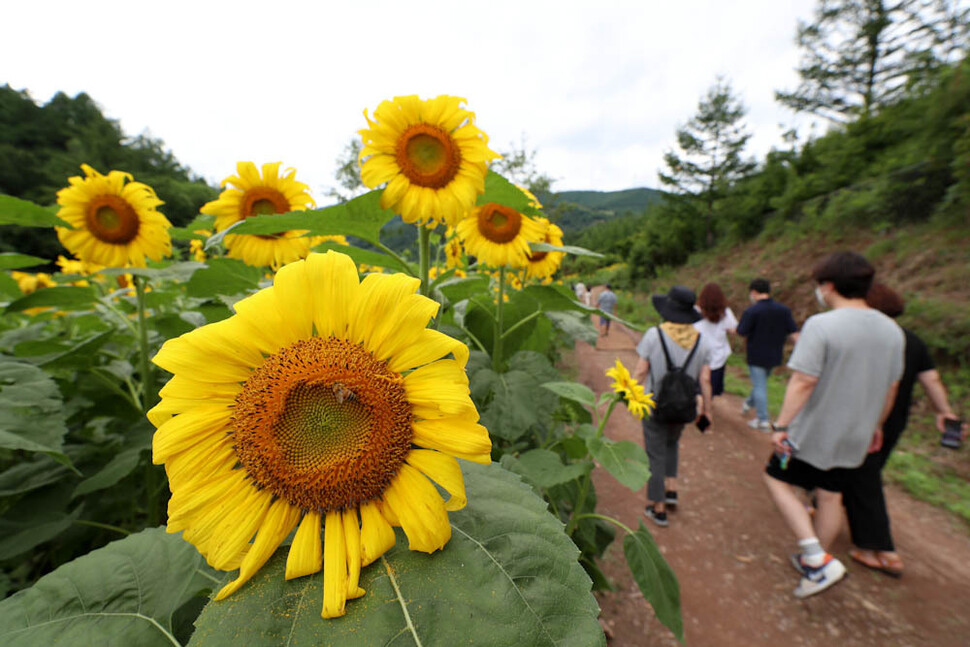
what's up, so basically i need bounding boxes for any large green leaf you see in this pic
[0,253,48,270]
[586,437,651,492]
[512,449,593,489]
[4,286,97,313]
[100,262,206,282]
[0,357,70,465]
[185,258,263,299]
[623,521,683,642]
[0,528,218,647]
[310,241,413,275]
[0,455,70,497]
[529,241,603,258]
[228,190,396,246]
[478,171,541,217]
[470,352,560,441]
[0,504,82,560]
[0,195,70,228]
[542,381,597,408]
[190,462,604,646]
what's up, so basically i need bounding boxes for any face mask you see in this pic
[814,286,827,308]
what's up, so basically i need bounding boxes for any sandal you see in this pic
[849,548,904,578]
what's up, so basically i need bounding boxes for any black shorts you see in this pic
[765,453,850,493]
[710,366,725,396]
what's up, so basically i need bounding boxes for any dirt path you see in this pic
[576,323,970,647]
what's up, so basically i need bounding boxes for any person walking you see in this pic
[764,251,904,598]
[633,286,713,528]
[842,282,965,577]
[597,284,618,337]
[737,278,798,430]
[693,283,737,398]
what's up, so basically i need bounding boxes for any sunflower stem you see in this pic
[418,226,431,297]
[493,267,506,371]
[596,398,620,439]
[134,276,160,527]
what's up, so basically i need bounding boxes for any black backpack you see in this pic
[652,330,701,424]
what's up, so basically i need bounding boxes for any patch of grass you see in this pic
[884,451,970,526]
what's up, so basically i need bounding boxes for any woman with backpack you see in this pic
[633,285,714,527]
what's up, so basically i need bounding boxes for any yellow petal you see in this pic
[215,499,301,600]
[285,511,322,580]
[152,405,230,463]
[153,336,252,384]
[305,251,359,337]
[412,415,492,464]
[359,501,396,567]
[322,511,348,619]
[342,508,365,599]
[347,273,421,351]
[206,488,273,569]
[404,359,474,415]
[381,463,450,553]
[406,450,467,511]
[272,258,314,340]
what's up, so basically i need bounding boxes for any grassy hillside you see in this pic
[589,220,970,524]
[543,187,664,236]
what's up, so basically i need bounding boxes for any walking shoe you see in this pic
[741,400,752,415]
[747,418,771,431]
[793,554,846,598]
[644,507,668,527]
[664,491,678,508]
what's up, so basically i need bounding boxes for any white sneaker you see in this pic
[741,401,752,415]
[793,555,846,598]
[747,418,771,431]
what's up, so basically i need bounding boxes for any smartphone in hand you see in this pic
[696,414,711,433]
[941,418,963,449]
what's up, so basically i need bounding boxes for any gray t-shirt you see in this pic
[597,290,618,314]
[636,327,712,393]
[787,308,904,470]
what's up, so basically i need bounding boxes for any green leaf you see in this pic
[38,330,114,369]
[546,310,599,344]
[189,462,604,647]
[522,284,593,313]
[586,437,651,492]
[4,286,97,313]
[471,352,560,441]
[0,357,70,464]
[479,171,541,216]
[436,276,489,303]
[0,455,70,497]
[73,447,144,498]
[185,258,263,299]
[514,449,593,488]
[229,190,396,246]
[310,241,413,275]
[0,528,218,647]
[170,214,216,241]
[0,195,70,228]
[100,261,206,282]
[529,241,603,257]
[0,253,48,270]
[0,506,82,560]
[623,521,683,642]
[542,381,597,407]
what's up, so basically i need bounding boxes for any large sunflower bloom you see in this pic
[456,203,545,269]
[606,360,655,419]
[201,162,315,269]
[55,164,171,268]
[359,95,498,227]
[149,250,491,618]
[525,217,565,281]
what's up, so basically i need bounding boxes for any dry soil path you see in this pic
[576,322,970,647]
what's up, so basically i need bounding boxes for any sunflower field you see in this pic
[0,96,681,645]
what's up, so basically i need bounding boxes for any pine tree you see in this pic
[658,78,755,248]
[776,0,970,122]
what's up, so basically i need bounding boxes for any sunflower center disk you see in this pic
[85,195,140,244]
[242,187,291,217]
[396,124,461,189]
[478,203,522,244]
[231,337,413,513]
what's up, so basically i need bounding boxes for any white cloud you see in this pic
[3,0,819,195]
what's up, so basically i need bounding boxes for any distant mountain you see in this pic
[539,187,665,236]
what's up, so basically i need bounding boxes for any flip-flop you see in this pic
[849,548,904,578]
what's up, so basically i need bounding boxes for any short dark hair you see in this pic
[866,282,905,318]
[605,284,612,290]
[812,251,875,299]
[749,278,771,294]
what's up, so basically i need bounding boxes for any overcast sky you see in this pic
[4,0,821,196]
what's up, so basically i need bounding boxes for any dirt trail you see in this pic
[577,322,970,647]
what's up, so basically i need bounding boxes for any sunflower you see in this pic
[310,234,349,249]
[55,164,171,268]
[201,162,315,269]
[606,360,655,419]
[149,250,491,619]
[359,95,498,227]
[189,230,212,263]
[56,255,102,277]
[455,203,545,269]
[11,271,56,295]
[525,217,565,281]
[444,227,464,270]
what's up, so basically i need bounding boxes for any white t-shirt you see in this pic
[693,307,737,370]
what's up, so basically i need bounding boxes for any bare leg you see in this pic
[814,489,843,550]
[763,473,816,540]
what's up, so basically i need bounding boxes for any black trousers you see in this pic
[842,425,904,552]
